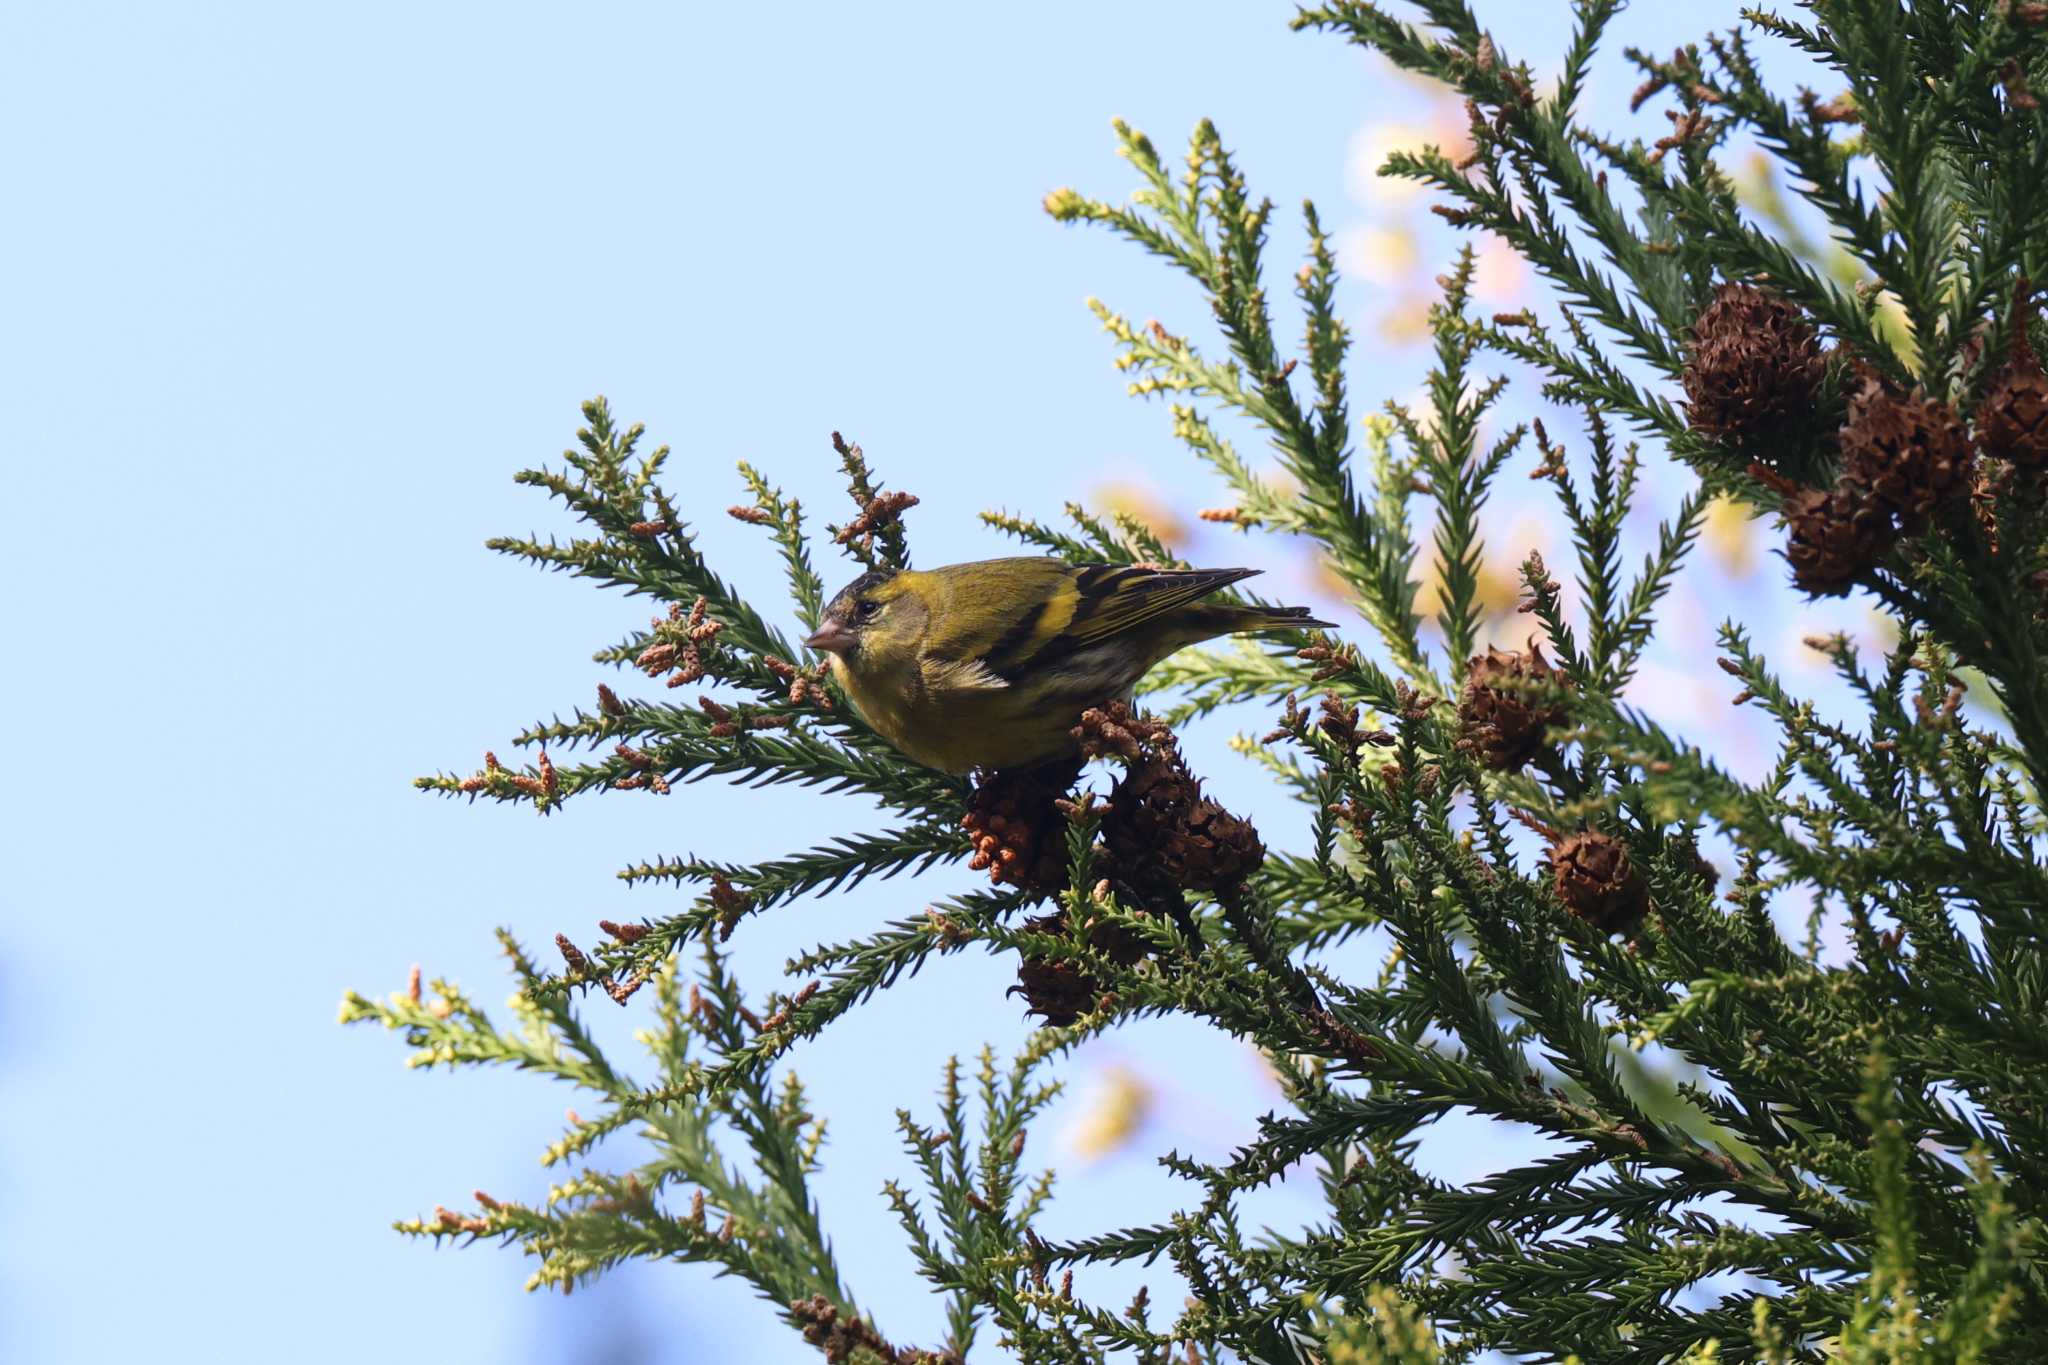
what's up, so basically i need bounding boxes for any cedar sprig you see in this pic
[354,5,2048,1358]
[827,430,919,571]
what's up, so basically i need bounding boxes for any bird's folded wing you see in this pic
[918,560,1261,679]
[1056,565,1261,646]
[919,558,1078,670]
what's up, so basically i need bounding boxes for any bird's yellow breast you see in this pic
[827,651,1080,774]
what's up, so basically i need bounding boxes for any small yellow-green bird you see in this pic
[802,557,1332,774]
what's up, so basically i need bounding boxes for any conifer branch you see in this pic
[349,6,2048,1357]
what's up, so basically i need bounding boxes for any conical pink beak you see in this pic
[804,621,858,655]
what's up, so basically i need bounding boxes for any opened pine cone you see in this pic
[961,760,1081,897]
[1170,797,1265,892]
[1671,833,1719,893]
[1010,942,1098,1027]
[1681,283,1827,445]
[1009,910,1145,1026]
[1972,459,2013,554]
[1102,752,1265,893]
[1780,484,1893,597]
[1977,355,2048,468]
[1838,378,1974,530]
[1551,831,1648,935]
[1457,642,1568,771]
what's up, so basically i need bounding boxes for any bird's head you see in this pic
[805,568,925,674]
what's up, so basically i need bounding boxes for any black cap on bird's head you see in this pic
[804,568,899,656]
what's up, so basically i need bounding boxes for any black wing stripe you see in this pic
[1005,564,1272,670]
[1072,564,1135,594]
[1068,568,1150,628]
[983,593,1057,677]
[1062,566,1261,645]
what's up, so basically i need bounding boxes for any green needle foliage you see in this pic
[345,3,2048,1360]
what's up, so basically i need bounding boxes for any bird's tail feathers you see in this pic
[1198,602,1336,635]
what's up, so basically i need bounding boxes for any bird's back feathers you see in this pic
[818,556,1332,772]
[909,558,1326,681]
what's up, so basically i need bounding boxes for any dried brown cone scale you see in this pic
[960,757,1083,897]
[1006,703,1272,1022]
[1172,798,1265,892]
[1457,641,1568,771]
[1681,282,1827,444]
[1972,459,2013,554]
[1977,355,2048,468]
[1838,378,1974,530]
[1010,948,1095,1027]
[1009,910,1145,1027]
[1098,750,1266,895]
[1076,702,1268,895]
[1551,831,1649,935]
[1780,484,1894,597]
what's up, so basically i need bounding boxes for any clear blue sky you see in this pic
[4,3,1832,1361]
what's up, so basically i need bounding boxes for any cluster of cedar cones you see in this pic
[963,702,1265,1026]
[957,276,2048,988]
[787,1294,956,1365]
[1682,281,2048,596]
[1454,641,1657,935]
[967,659,1664,996]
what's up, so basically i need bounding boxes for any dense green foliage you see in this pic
[344,3,2048,1359]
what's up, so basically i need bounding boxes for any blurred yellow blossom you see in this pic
[1249,1043,1286,1095]
[1781,620,1835,673]
[1311,554,1351,604]
[1378,291,1435,345]
[1860,606,1902,657]
[1700,495,1762,578]
[1730,149,1776,211]
[1261,464,1303,505]
[1339,223,1422,287]
[1377,51,1458,98]
[1089,479,1189,548]
[1311,540,1527,641]
[1412,553,1527,640]
[1471,235,1526,304]
[1063,1063,1154,1162]
[1347,112,1472,203]
[1731,147,1917,369]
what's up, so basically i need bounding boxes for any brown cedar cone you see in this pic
[1972,459,2013,554]
[1457,641,1568,770]
[1672,833,1719,893]
[1781,484,1893,596]
[1681,283,1827,444]
[1009,910,1145,1026]
[1838,378,1974,530]
[1101,750,1265,895]
[1551,831,1649,935]
[788,1294,926,1365]
[1072,702,1176,763]
[1074,702,1268,896]
[1176,799,1265,892]
[961,757,1083,897]
[1010,947,1095,1027]
[1978,355,2048,468]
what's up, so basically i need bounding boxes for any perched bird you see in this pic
[802,556,1332,773]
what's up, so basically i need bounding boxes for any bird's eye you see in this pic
[857,599,882,620]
